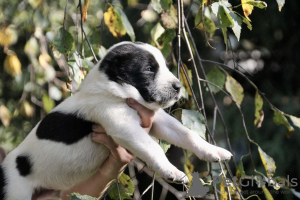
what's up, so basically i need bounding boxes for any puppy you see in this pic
[0,42,232,199]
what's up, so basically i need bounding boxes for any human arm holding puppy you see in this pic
[60,98,154,199]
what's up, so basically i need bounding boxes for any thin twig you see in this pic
[63,0,69,29]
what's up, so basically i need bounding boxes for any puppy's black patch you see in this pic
[36,112,93,145]
[0,166,6,200]
[16,155,32,176]
[99,43,160,103]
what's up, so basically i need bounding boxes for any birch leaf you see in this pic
[273,109,295,138]
[258,146,276,178]
[225,75,244,106]
[242,0,254,21]
[254,91,264,128]
[104,7,126,39]
[0,105,11,127]
[290,116,300,129]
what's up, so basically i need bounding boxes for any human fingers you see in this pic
[126,98,155,128]
[92,124,105,134]
[91,133,118,150]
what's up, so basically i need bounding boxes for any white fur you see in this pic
[1,42,232,200]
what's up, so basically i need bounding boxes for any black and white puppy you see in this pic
[0,42,232,199]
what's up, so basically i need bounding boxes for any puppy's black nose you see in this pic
[172,81,181,92]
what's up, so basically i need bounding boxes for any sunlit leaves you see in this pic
[272,109,295,138]
[51,27,74,55]
[0,25,18,47]
[245,1,267,9]
[290,116,300,130]
[258,146,276,178]
[115,7,136,42]
[225,75,244,106]
[4,51,22,77]
[161,5,177,29]
[195,8,216,39]
[242,0,254,21]
[104,6,135,41]
[206,67,226,93]
[0,105,11,127]
[104,7,125,39]
[156,28,176,56]
[20,101,34,118]
[42,94,55,114]
[103,6,124,39]
[181,109,206,139]
[254,91,264,128]
[276,0,285,11]
[108,173,134,200]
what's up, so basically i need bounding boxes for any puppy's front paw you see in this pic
[157,165,189,184]
[204,146,232,162]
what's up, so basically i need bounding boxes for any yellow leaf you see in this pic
[179,63,193,96]
[20,101,34,118]
[225,75,244,106]
[184,158,194,182]
[4,51,22,77]
[258,147,276,178]
[38,53,52,68]
[242,0,254,21]
[0,25,18,47]
[0,105,11,127]
[104,7,126,39]
[254,91,264,128]
[82,0,90,22]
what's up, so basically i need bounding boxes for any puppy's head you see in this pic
[98,42,181,110]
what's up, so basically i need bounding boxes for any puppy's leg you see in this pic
[150,109,232,162]
[106,121,189,184]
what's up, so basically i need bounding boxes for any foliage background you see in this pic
[0,0,299,199]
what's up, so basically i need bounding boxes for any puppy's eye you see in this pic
[145,66,153,72]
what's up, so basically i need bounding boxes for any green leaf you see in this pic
[195,8,216,39]
[225,75,244,106]
[261,185,274,200]
[157,29,176,56]
[115,7,136,42]
[160,0,172,11]
[160,140,171,153]
[206,67,225,93]
[236,156,246,178]
[50,27,74,55]
[246,1,268,9]
[273,109,295,138]
[69,193,97,200]
[181,109,206,139]
[241,15,252,30]
[104,6,126,39]
[258,146,276,177]
[254,91,264,128]
[108,173,134,200]
[218,5,233,28]
[229,12,242,41]
[222,27,228,50]
[290,116,300,130]
[42,94,55,114]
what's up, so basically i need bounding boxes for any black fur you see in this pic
[0,166,6,200]
[36,112,94,145]
[16,155,32,176]
[99,43,160,103]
